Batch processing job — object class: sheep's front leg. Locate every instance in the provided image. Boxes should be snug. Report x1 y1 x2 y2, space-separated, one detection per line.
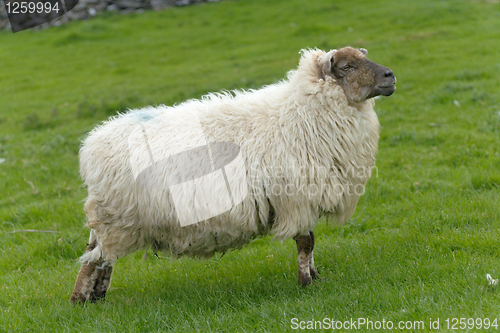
294 231 317 286
308 231 318 280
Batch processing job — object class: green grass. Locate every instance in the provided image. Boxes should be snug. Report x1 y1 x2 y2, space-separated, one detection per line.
1 0 500 331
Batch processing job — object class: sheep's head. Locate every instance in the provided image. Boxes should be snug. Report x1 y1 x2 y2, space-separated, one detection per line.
318 47 396 103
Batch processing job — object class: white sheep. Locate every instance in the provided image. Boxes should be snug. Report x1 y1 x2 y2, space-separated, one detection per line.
70 47 396 303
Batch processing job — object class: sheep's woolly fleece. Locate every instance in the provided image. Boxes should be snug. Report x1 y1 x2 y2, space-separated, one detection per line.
79 48 380 265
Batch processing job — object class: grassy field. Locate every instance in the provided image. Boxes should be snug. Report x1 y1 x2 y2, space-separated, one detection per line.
1 0 500 331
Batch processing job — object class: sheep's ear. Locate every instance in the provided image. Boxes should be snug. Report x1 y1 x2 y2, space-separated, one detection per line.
317 49 336 77
359 48 368 56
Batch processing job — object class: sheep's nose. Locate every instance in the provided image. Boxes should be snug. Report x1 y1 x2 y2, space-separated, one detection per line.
385 70 395 78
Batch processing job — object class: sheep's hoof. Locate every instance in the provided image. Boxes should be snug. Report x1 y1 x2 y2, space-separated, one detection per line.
298 272 312 287
70 290 107 305
70 293 89 305
310 268 319 280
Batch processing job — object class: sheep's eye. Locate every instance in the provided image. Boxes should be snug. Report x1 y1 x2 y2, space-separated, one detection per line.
342 65 350 70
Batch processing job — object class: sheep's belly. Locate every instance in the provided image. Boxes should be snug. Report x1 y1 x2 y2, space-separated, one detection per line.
149 222 266 259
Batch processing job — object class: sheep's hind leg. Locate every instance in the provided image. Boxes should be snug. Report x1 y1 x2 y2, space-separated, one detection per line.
90 262 113 302
70 232 114 304
70 235 99 304
294 231 317 286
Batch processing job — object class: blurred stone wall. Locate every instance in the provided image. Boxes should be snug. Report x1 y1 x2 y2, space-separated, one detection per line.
0 0 217 31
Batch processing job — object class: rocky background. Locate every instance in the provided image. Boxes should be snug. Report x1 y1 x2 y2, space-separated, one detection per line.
0 0 217 31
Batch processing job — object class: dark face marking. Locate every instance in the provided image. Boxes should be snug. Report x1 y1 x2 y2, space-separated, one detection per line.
330 47 396 103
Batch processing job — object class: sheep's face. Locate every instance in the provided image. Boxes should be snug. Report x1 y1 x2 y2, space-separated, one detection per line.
319 47 396 103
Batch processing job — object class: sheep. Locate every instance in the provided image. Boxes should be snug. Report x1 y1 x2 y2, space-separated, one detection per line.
70 46 396 304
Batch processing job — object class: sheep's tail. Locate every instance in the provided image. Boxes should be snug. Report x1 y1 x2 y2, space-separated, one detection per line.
79 245 102 264
79 198 105 264
79 229 103 264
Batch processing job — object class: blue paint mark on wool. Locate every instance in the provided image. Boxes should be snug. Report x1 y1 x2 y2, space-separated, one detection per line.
130 110 158 122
